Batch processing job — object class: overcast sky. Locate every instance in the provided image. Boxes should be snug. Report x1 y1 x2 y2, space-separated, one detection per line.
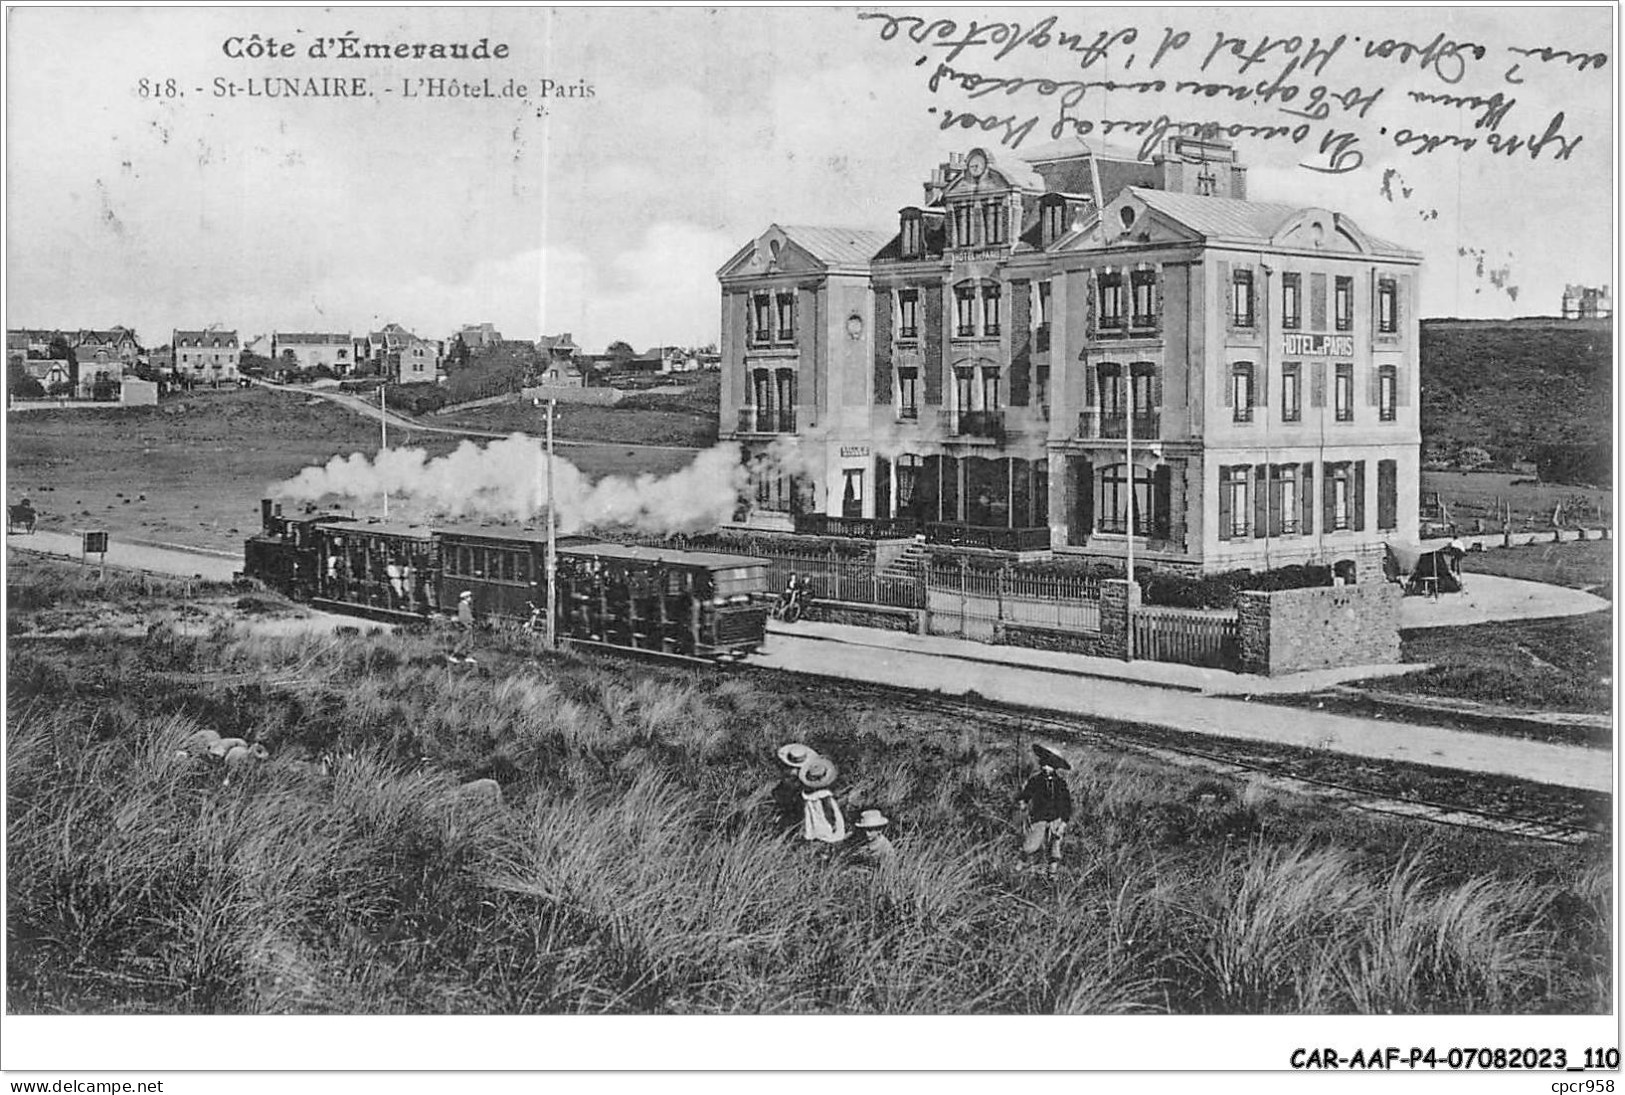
5 5 1615 352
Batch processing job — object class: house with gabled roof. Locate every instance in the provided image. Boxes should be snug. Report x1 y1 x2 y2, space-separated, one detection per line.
362 323 441 382
172 328 240 386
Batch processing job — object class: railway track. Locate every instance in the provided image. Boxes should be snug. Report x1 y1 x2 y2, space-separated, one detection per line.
698 661 1605 848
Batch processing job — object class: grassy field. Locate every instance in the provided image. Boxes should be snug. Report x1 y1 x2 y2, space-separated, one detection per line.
6 387 705 555
434 373 720 448
1460 538 1614 597
6 573 1610 1014
1421 470 1612 534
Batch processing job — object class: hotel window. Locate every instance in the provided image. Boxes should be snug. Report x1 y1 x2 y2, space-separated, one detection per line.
1269 464 1300 536
1378 364 1397 421
897 367 919 420
1281 363 1302 423
775 293 796 341
981 284 1002 336
1282 273 1302 330
1129 364 1154 422
981 200 1007 246
1100 464 1152 535
1335 363 1354 422
901 214 923 259
1219 465 1251 540
955 286 977 337
954 368 974 415
1037 280 1052 326
1335 276 1353 331
898 290 919 340
1130 270 1156 327
1231 362 1255 423
1328 463 1354 531
952 202 976 248
981 367 1002 412
1035 365 1050 410
1232 269 1255 327
751 295 771 344
1098 363 1124 417
1378 277 1398 333
1098 272 1125 329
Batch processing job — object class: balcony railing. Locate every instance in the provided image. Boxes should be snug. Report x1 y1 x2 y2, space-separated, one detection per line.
943 409 1005 441
925 523 1052 552
737 408 796 434
1078 411 1160 440
794 515 920 540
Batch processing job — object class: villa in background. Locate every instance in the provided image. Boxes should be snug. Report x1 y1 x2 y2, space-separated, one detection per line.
172 329 241 387
273 331 354 374
718 138 1421 575
455 322 503 349
1561 284 1612 320
361 323 442 383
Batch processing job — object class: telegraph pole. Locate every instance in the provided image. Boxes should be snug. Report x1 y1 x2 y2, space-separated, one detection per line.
379 384 389 520
545 398 558 649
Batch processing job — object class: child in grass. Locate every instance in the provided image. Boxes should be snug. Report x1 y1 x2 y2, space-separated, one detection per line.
1017 744 1073 881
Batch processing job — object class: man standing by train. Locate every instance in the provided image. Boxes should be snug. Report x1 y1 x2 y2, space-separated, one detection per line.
451 590 477 664
1016 744 1073 881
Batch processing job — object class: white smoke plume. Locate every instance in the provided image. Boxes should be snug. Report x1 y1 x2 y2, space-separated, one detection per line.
274 435 748 535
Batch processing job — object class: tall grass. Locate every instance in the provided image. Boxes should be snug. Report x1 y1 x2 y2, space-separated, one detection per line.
6 626 1610 1014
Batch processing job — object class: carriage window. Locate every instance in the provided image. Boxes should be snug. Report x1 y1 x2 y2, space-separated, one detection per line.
500 551 515 582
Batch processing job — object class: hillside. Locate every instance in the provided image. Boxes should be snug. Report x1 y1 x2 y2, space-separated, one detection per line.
1420 318 1612 474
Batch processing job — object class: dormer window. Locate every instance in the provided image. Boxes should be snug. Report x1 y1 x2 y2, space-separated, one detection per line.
1041 199 1069 246
901 213 923 259
951 202 976 249
981 199 1007 246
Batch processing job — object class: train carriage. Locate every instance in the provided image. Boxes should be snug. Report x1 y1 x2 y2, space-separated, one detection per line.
242 497 773 662
436 526 598 623
311 519 439 620
556 543 771 658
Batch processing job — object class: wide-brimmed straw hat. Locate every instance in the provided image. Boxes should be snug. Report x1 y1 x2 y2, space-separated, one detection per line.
854 809 889 829
1032 743 1072 771
459 590 473 600
797 757 839 790
776 742 817 769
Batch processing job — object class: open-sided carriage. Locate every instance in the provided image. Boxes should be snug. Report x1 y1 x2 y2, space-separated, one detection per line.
313 519 439 619
554 543 772 659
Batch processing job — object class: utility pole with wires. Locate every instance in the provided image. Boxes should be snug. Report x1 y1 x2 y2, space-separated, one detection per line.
544 398 558 649
379 384 389 520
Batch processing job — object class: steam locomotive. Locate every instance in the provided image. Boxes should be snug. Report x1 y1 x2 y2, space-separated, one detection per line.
243 499 773 660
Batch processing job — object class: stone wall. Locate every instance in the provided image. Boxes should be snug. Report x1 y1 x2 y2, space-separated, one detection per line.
1236 582 1402 676
806 600 920 633
996 622 1111 657
1098 578 1138 661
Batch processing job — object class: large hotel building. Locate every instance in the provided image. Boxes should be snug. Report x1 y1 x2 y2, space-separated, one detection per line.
717 139 1421 574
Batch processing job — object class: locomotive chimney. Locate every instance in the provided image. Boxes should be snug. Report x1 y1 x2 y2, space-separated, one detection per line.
261 498 274 532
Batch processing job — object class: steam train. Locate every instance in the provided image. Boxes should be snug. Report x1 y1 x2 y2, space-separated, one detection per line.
242 499 773 660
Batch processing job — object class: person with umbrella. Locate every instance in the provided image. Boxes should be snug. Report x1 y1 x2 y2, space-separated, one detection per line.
1016 743 1074 881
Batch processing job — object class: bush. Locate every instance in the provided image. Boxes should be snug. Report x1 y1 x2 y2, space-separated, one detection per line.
12 376 45 398
385 383 450 416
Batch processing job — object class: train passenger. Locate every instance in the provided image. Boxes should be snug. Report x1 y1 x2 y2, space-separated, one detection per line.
797 757 847 844
1016 744 1074 881
386 557 406 606
451 590 477 664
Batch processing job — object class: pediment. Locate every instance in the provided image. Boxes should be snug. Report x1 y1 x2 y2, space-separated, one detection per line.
1273 208 1368 253
1054 193 1200 251
718 225 826 278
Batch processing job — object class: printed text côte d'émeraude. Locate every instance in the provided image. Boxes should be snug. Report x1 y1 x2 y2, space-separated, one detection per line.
222 34 510 61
